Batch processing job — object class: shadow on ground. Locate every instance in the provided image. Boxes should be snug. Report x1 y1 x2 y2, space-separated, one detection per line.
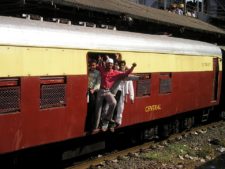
196 153 225 169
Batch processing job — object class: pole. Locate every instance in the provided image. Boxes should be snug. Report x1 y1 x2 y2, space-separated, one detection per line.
197 0 199 12
164 0 167 10
184 0 187 14
201 0 204 13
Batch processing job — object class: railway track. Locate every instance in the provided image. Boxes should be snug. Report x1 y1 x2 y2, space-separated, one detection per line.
66 120 225 169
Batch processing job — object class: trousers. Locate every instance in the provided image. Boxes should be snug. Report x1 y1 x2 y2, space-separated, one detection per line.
85 91 97 132
93 89 117 129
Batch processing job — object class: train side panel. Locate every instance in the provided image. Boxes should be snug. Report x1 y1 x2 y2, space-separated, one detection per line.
0 46 222 154
0 46 88 154
122 72 222 126
121 51 222 126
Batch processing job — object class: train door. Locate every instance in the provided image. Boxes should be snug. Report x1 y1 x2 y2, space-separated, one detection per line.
212 57 219 101
84 52 119 132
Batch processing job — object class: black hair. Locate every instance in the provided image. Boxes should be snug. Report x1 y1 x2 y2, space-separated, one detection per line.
90 59 97 64
114 60 119 65
120 60 126 66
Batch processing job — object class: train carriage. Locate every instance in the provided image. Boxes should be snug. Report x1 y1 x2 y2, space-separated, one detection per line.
0 16 222 155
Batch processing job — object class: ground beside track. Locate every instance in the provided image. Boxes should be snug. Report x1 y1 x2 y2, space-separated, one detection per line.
90 122 225 169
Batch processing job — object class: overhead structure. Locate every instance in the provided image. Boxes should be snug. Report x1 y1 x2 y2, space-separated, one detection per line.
62 0 224 35
0 0 224 44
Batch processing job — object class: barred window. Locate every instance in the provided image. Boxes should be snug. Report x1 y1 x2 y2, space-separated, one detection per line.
40 77 66 109
159 73 172 94
136 74 151 97
0 78 20 114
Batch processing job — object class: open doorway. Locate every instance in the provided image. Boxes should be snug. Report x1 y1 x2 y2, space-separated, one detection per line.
212 57 219 101
84 52 122 133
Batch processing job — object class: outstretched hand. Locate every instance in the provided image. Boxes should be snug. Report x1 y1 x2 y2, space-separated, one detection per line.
132 63 137 68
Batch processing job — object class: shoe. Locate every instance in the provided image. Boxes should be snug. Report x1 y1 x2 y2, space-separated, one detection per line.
91 128 100 134
109 127 115 132
101 125 108 132
108 121 117 128
115 122 120 128
105 118 115 123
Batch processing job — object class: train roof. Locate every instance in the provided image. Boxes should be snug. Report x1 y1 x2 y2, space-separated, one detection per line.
0 16 222 57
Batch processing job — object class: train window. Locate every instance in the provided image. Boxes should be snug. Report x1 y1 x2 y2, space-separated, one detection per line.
40 77 66 109
136 74 151 97
159 73 172 94
0 78 20 114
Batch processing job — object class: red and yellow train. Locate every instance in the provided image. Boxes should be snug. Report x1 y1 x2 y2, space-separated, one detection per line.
0 16 223 159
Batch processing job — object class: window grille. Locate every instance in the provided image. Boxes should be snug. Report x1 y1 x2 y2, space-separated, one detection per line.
40 77 66 109
159 73 172 94
136 74 151 97
0 78 20 114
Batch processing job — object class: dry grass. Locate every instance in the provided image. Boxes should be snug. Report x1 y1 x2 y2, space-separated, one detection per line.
142 143 192 163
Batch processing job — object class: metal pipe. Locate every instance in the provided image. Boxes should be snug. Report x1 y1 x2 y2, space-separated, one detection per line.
164 0 167 10
184 0 187 14
201 0 204 13
197 0 199 12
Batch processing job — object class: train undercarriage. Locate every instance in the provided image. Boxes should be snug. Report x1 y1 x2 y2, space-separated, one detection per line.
1 105 224 169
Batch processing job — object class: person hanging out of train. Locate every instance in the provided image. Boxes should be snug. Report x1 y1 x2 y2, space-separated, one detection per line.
85 59 101 133
114 53 122 65
101 60 123 132
108 61 139 131
96 57 121 132
113 60 120 70
92 56 137 134
115 61 136 126
97 54 105 67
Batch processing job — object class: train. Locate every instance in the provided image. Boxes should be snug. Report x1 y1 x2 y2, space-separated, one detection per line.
0 16 224 166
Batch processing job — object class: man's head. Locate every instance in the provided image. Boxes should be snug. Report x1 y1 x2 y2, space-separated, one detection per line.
115 53 122 61
120 60 126 71
89 59 97 71
106 57 114 70
114 61 120 70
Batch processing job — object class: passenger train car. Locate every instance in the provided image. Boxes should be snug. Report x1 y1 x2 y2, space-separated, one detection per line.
0 16 223 159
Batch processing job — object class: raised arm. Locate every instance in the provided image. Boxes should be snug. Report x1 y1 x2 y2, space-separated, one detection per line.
125 63 136 75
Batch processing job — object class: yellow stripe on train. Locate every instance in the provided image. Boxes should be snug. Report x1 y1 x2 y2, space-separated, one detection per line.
122 52 222 73
0 46 222 77
0 46 87 77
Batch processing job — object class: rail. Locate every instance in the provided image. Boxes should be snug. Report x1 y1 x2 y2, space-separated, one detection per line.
66 120 225 169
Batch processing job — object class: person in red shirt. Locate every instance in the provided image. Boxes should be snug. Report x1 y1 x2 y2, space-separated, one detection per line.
92 56 137 133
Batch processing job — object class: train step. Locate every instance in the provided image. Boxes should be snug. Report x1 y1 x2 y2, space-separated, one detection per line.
202 110 210 122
